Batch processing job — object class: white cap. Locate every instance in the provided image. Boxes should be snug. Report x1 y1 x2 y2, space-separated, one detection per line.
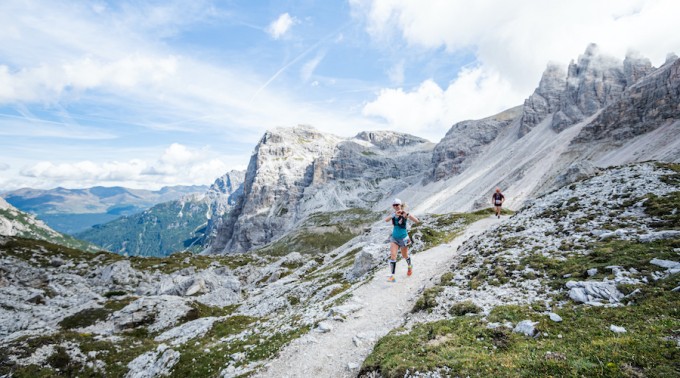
392 198 402 205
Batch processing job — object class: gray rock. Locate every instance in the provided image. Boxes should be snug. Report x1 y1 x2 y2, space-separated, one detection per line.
552 44 627 133
599 229 628 240
548 313 562 322
154 317 218 346
587 268 598 277
566 281 624 304
520 63 566 136
640 231 680 243
316 321 333 333
346 251 376 280
610 325 627 334
126 344 180 378
573 55 679 143
650 258 680 270
513 320 538 337
430 107 522 181
98 260 141 287
553 161 598 188
206 126 434 253
111 296 191 333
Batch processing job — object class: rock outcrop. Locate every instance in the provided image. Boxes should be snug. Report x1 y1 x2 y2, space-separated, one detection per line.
207 126 434 253
519 63 566 136
551 44 629 132
573 56 680 143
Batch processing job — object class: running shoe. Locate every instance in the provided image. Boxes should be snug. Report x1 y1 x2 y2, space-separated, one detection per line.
407 265 413 276
387 275 396 283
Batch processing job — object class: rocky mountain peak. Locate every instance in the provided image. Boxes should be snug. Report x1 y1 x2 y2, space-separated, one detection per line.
623 50 654 86
551 43 628 132
572 55 680 144
206 125 435 253
519 63 567 136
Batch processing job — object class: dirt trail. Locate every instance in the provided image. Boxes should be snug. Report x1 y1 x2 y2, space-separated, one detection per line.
253 217 499 378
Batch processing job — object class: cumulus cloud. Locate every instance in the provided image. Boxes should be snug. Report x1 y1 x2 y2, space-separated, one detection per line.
0 163 9 171
0 55 177 104
353 0 680 135
18 144 233 189
363 66 519 141
267 13 297 39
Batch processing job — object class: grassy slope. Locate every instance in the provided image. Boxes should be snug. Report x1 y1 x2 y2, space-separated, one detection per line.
361 164 680 377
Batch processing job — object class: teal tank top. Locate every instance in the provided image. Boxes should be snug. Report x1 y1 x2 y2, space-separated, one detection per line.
391 214 408 239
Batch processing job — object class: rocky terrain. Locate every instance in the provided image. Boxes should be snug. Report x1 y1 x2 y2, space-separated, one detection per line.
0 45 678 377
361 162 680 377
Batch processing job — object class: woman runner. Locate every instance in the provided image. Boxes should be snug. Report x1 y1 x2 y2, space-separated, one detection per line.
384 198 419 283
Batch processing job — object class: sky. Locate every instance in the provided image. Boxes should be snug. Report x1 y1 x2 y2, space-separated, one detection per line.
1 0 679 191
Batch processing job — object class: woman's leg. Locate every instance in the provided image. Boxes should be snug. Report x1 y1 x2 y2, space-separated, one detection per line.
389 242 398 276
401 246 412 275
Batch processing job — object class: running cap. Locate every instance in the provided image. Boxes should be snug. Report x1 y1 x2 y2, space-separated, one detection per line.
392 198 402 205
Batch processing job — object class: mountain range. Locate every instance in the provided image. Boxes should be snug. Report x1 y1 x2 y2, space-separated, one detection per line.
0 44 678 377
2 185 208 234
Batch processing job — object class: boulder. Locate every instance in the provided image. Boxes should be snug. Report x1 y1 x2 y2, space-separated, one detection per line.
125 344 180 378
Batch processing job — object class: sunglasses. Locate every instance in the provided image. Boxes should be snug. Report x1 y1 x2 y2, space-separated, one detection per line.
392 204 400 207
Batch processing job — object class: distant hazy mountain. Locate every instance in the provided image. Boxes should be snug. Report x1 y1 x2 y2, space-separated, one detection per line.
0 197 99 252
2 185 208 234
75 172 244 257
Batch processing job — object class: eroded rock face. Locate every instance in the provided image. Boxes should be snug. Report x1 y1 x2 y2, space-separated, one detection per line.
202 171 246 244
573 57 680 143
207 126 434 253
519 63 566 136
551 44 628 133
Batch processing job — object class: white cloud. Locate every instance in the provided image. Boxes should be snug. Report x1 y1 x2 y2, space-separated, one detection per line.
353 0 680 135
0 163 9 171
17 144 235 189
267 13 297 40
0 55 177 104
363 66 520 142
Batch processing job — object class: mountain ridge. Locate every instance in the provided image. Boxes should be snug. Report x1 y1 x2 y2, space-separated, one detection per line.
2 184 208 234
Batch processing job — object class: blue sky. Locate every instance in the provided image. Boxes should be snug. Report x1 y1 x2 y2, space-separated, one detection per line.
1 0 679 190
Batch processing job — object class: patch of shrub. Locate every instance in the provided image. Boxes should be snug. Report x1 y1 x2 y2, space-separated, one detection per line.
412 286 444 313
449 300 481 316
58 308 110 330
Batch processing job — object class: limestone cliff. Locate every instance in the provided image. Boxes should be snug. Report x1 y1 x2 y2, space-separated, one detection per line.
207 126 434 253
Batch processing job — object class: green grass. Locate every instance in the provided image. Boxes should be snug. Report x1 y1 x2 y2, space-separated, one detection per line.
362 275 680 377
255 209 375 257
412 286 444 313
128 251 262 274
520 237 680 290
169 315 258 377
168 317 310 378
410 209 494 251
58 308 110 330
0 237 121 270
0 331 158 377
644 191 680 229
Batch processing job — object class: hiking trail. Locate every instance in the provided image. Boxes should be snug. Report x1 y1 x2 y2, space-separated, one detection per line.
253 216 500 378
